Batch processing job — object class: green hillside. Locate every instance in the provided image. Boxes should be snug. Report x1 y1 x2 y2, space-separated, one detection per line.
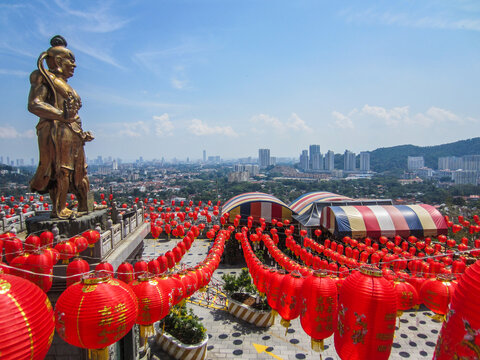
369 137 480 173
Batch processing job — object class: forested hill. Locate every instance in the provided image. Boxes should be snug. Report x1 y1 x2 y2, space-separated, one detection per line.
369 137 480 173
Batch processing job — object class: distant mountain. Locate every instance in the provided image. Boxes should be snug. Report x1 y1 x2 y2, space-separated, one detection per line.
369 137 480 173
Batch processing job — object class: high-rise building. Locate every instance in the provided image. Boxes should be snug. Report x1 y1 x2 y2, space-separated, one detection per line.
203 150 206 163
309 144 322 170
344 150 356 171
360 152 370 172
407 156 424 171
438 156 463 170
258 149 271 168
463 155 480 171
300 150 309 170
453 170 479 185
324 150 335 171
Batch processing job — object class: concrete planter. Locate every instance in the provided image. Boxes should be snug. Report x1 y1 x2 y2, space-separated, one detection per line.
227 295 274 327
154 323 208 360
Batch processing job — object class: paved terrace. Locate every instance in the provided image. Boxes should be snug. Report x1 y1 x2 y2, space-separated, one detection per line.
142 237 442 360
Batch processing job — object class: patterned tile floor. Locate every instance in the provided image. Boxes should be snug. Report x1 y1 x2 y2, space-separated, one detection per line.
143 238 442 360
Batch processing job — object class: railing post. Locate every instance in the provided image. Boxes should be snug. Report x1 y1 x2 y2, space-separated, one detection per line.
107 218 114 250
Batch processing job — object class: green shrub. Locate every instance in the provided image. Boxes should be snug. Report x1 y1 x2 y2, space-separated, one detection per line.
221 268 256 296
161 304 206 345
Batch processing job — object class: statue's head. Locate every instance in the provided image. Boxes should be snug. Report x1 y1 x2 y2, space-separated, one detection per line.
45 35 76 79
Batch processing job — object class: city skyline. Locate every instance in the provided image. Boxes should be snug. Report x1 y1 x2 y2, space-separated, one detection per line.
0 1 479 161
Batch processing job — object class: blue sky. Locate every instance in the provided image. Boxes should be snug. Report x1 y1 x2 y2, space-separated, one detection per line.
0 0 479 162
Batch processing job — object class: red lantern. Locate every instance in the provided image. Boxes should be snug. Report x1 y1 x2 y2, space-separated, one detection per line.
334 265 397 360
25 234 41 253
82 230 100 248
4 236 23 263
434 259 480 358
39 231 54 248
54 241 77 264
71 235 89 254
55 275 138 358
134 260 149 279
277 270 305 331
300 270 337 351
130 274 171 339
0 273 55 358
95 261 114 276
23 249 54 292
393 279 419 317
419 274 456 320
66 257 90 286
116 262 134 284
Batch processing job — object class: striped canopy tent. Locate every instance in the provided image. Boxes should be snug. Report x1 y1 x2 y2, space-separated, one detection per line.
320 204 448 239
289 192 353 216
222 192 292 224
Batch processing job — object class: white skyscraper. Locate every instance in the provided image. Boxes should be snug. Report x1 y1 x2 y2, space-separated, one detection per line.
300 150 309 170
407 156 424 171
344 150 356 171
258 149 271 168
325 150 335 171
360 152 370 172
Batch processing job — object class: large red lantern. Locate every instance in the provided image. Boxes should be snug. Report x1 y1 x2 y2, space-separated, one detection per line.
434 259 480 359
54 274 138 359
0 273 55 359
39 231 54 248
334 265 397 360
300 270 337 351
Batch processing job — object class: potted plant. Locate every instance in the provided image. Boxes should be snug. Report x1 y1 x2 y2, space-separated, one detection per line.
222 268 273 327
155 304 208 360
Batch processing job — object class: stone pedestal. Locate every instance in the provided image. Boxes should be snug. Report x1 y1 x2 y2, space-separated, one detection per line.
26 209 109 237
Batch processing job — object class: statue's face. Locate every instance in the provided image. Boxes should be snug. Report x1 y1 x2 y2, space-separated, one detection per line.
57 52 76 79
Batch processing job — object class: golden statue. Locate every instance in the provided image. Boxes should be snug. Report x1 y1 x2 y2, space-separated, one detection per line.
28 35 94 219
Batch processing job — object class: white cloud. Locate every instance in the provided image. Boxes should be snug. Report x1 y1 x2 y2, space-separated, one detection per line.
153 114 174 136
362 104 409 126
250 113 311 133
116 121 149 138
332 111 354 129
341 6 480 32
0 69 29 77
333 104 477 129
187 119 237 137
0 126 34 139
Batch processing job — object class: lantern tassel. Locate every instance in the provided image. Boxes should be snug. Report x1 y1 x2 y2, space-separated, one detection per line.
88 347 109 360
140 324 155 339
311 338 324 352
280 318 291 336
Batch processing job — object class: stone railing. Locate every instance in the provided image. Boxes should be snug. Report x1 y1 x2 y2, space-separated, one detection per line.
0 210 36 233
0 202 145 261
97 203 145 259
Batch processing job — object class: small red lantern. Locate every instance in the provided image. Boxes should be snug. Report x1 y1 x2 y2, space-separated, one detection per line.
419 274 456 320
66 258 90 286
130 274 171 339
95 261 114 277
54 241 77 264
55 274 138 359
116 262 134 284
24 234 41 253
39 231 54 248
82 230 101 248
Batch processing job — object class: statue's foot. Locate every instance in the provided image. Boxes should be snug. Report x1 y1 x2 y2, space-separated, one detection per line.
57 208 74 220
